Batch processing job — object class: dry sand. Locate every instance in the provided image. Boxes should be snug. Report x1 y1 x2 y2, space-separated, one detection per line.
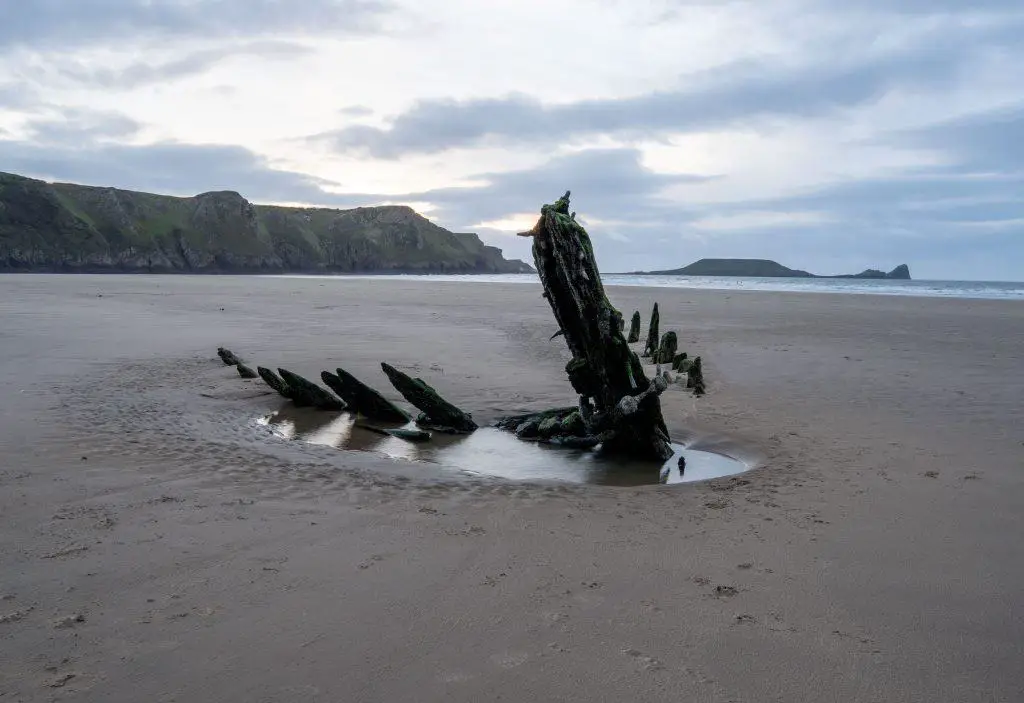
1 274 1022 702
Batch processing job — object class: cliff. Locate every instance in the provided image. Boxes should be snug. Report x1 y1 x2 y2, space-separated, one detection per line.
0 172 534 274
647 258 814 277
834 264 911 280
639 258 911 280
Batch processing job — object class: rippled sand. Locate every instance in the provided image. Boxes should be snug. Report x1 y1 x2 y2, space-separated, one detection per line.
1 274 1022 702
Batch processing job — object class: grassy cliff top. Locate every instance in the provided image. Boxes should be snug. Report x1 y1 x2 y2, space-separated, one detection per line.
0 171 534 274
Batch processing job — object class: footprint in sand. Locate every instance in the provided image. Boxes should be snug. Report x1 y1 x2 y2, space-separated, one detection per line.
52 614 85 629
0 606 34 624
40 545 90 560
357 554 385 570
46 671 80 689
622 648 665 671
713 585 739 598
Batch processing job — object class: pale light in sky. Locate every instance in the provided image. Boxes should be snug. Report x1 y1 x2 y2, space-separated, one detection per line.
1 0 1022 279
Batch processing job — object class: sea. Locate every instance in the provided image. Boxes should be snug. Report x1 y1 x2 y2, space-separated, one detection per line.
276 273 1024 301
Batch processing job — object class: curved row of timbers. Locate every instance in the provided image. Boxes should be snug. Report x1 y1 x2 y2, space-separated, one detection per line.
216 191 705 463
215 301 703 455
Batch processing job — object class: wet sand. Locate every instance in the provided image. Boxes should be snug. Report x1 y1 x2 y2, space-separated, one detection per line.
1 274 1022 702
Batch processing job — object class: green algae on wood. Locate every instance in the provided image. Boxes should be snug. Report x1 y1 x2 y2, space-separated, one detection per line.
494 407 579 431
277 368 346 411
321 368 410 423
257 367 292 399
559 410 585 436
380 363 477 433
538 415 562 437
494 407 597 447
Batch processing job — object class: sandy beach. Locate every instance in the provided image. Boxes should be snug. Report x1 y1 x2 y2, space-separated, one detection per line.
1 274 1022 702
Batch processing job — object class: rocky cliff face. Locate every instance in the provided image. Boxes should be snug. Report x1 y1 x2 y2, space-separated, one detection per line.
0 172 534 274
831 264 912 279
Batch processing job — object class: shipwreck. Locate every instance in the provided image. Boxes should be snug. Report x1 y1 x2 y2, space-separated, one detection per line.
217 192 708 470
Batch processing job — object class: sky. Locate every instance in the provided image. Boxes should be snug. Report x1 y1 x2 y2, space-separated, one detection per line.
1 1 1022 280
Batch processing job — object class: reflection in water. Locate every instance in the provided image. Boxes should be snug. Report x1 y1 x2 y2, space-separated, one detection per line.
256 407 748 486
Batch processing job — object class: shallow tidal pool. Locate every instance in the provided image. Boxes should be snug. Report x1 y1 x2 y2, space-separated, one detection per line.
257 407 749 487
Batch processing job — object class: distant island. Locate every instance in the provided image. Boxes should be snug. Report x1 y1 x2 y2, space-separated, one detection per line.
0 171 533 274
634 258 911 280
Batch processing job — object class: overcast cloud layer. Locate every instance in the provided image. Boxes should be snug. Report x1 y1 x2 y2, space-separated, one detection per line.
1 0 1022 279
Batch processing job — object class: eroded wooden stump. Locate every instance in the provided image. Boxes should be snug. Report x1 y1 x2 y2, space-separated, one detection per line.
381 363 477 433
236 363 258 379
643 303 660 358
672 352 688 371
627 311 641 343
517 192 672 461
654 331 678 365
278 368 346 411
686 357 706 396
217 347 241 366
322 368 410 423
258 366 291 399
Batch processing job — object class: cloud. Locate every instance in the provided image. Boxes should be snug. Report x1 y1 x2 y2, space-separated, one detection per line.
51 41 314 90
21 108 142 144
895 107 1024 173
345 147 720 270
0 135 366 206
394 148 712 230
311 16 1020 159
690 210 834 232
736 107 1024 221
367 126 1024 278
733 171 1023 219
670 104 1024 278
0 0 392 51
338 105 375 117
0 81 38 110
843 0 1023 11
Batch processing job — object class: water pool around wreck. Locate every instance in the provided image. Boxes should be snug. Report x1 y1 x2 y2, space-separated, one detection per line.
256 407 748 487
